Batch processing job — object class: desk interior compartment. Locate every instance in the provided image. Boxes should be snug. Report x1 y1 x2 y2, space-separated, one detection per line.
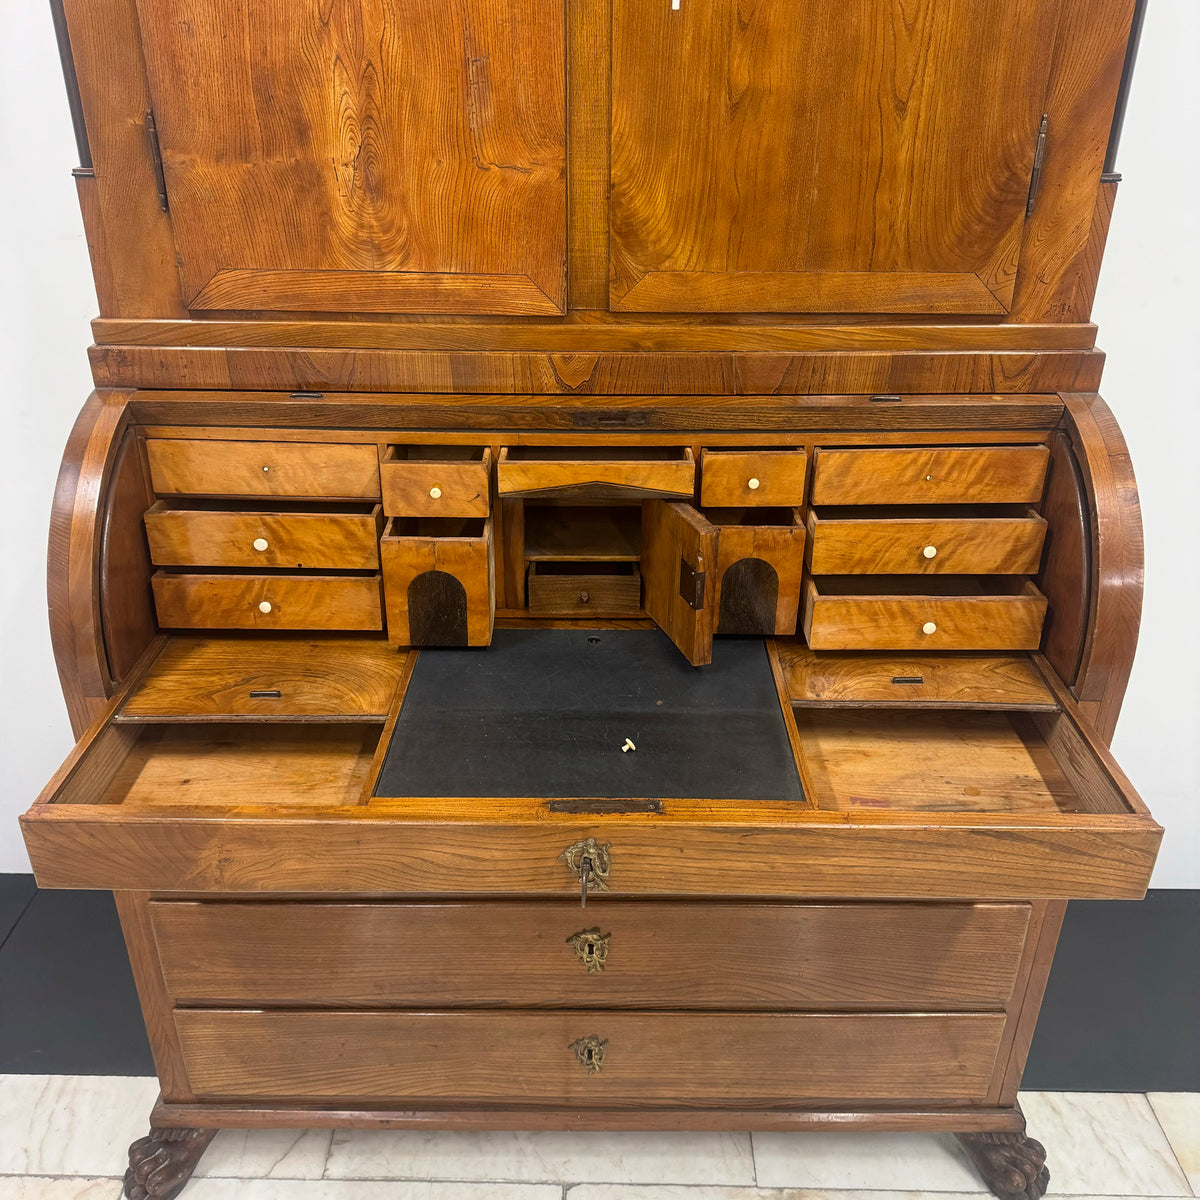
707 507 806 635
497 445 695 501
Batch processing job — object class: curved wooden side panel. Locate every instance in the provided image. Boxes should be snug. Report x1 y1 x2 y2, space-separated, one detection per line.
47 388 142 736
1060 392 1144 743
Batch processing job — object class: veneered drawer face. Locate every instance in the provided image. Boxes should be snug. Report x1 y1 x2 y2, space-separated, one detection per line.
497 446 695 500
527 562 642 617
152 572 383 631
146 440 381 499
144 503 383 570
807 508 1047 575
380 446 491 518
151 900 1029 1010
811 446 1049 506
700 449 807 508
174 1009 1006 1105
803 577 1047 651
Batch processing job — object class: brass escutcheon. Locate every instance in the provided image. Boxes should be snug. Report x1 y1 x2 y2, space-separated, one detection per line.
560 838 612 890
569 1034 608 1074
567 928 612 973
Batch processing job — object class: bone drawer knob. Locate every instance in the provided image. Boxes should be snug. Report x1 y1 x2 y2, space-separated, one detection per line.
429 486 443 499
253 537 269 552
259 601 273 614
922 545 938 559
747 477 761 490
922 621 937 635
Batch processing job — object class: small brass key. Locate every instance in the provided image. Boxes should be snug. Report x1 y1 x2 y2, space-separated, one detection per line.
560 838 611 908
580 855 591 907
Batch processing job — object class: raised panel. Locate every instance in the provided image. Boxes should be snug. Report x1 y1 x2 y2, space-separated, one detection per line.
134 0 567 314
611 0 1058 314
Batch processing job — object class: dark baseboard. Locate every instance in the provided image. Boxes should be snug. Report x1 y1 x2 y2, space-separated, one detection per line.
1 876 1196 1088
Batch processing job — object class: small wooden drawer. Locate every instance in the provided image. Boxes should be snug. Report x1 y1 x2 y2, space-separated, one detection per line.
143 502 384 570
146 439 381 499
528 562 642 616
151 900 1031 1010
803 577 1048 651
151 572 383 631
807 507 1047 575
700 449 806 507
381 516 495 646
708 508 806 635
380 446 491 518
811 445 1049 506
497 446 695 500
174 1008 1005 1105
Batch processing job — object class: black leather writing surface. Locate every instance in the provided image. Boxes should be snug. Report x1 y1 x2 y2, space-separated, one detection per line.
373 629 804 801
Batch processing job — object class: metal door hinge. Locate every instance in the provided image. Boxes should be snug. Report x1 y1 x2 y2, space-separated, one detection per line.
1026 114 1049 218
145 110 169 213
679 557 705 610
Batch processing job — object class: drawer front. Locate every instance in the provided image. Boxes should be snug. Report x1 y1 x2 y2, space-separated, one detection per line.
528 563 642 617
147 440 381 499
807 511 1047 575
811 446 1049 506
497 448 695 500
714 521 806 635
701 450 807 507
803 581 1047 651
175 1009 1006 1104
151 900 1030 1010
144 506 383 570
380 451 491 518
152 573 383 631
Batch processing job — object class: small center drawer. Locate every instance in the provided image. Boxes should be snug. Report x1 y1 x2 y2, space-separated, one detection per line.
497 446 695 500
803 576 1048 651
700 449 806 507
146 439 381 499
380 445 491 518
151 572 383 631
811 445 1049 506
528 562 642 616
807 506 1047 575
144 502 384 570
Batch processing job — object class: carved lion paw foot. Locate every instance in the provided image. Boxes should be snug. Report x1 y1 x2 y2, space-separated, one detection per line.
957 1131 1049 1200
124 1127 216 1200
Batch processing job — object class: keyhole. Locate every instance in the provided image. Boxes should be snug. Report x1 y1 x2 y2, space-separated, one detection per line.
585 1048 596 1064
584 943 595 961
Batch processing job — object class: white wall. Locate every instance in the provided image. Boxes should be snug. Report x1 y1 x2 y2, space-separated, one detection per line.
0 2 1196 883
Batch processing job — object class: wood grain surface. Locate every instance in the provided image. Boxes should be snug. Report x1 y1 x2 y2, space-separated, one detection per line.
641 501 717 665
700 450 807 509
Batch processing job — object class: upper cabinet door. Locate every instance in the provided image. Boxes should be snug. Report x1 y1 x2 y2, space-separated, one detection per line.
134 0 566 315
610 0 1059 315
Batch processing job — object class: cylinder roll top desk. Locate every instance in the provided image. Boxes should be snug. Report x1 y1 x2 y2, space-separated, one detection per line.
20 0 1161 1196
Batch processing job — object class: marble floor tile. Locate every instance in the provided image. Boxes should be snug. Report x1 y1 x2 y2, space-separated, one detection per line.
1020 1091 1192 1196
325 1130 755 1185
194 1127 332 1179
181 1180 563 1200
752 1132 985 1192
0 1181 123 1200
1147 1093 1200 1193
0 1076 158 1178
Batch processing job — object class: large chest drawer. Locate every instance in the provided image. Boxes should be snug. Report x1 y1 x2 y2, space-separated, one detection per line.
173 1009 1006 1105
150 900 1030 1011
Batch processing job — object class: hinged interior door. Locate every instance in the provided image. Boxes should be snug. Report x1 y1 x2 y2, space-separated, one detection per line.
610 0 1060 314
642 500 717 666
132 0 567 315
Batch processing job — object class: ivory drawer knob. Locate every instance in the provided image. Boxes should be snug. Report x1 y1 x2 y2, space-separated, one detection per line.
262 465 270 473
259 601 273 614
922 545 938 559
253 537 269 552
922 621 937 635
747 477 761 490
429 486 443 499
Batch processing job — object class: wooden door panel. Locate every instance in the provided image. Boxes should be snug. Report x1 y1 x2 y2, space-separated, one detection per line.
134 0 566 315
641 501 717 665
610 0 1059 314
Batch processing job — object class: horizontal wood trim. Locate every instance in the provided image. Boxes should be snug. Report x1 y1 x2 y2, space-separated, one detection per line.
91 317 1100 353
173 1010 1007 1104
615 271 1008 315
124 392 1068 432
150 899 1030 1010
89 346 1105 395
189 271 563 317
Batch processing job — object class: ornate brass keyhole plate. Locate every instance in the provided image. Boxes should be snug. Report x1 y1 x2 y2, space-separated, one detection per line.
567 928 611 973
560 838 611 891
569 1034 608 1074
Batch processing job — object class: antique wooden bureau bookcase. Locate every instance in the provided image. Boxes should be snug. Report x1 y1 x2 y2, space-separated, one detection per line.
19 0 1161 1197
